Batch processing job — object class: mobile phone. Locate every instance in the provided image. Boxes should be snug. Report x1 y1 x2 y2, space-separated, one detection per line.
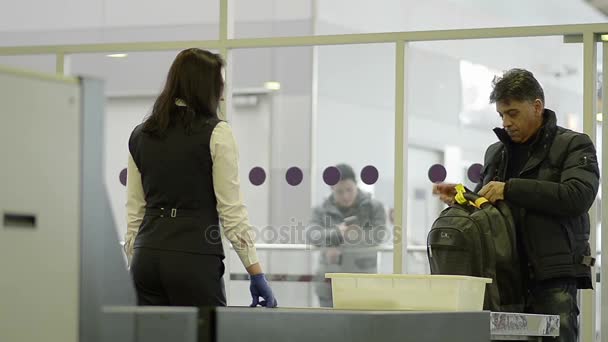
343 216 358 225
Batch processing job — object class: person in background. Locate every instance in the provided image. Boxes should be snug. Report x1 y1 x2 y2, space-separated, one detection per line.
307 163 387 307
433 68 598 342
124 48 277 308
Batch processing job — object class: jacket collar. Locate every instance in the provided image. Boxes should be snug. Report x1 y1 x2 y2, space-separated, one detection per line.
493 108 558 176
323 189 371 216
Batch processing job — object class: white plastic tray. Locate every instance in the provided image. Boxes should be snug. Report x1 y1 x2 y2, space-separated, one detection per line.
326 273 492 311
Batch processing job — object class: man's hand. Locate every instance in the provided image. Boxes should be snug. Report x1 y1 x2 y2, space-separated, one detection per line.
478 181 505 203
337 222 348 234
325 248 341 264
432 183 458 205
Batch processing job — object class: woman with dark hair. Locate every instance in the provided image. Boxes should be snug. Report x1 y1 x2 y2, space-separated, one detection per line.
124 48 276 307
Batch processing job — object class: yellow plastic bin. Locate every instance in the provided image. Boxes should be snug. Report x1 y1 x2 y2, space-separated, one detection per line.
326 273 492 311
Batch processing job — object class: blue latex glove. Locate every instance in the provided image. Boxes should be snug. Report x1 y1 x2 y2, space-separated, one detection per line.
249 273 278 308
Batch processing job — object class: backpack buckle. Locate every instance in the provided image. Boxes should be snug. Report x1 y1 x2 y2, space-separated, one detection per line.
454 184 468 205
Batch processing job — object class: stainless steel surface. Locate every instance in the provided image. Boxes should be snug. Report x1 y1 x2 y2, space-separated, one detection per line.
210 308 560 342
102 306 198 342
215 307 491 342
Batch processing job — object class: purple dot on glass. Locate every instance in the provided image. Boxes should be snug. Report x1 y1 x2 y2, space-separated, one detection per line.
249 167 267 186
361 165 379 185
119 168 127 186
286 167 304 186
467 163 483 183
323 166 341 186
428 164 447 183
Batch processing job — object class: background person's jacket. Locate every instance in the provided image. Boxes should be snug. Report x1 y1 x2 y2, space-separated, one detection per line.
307 190 387 299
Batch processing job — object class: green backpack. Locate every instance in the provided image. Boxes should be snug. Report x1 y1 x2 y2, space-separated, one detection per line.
427 184 525 312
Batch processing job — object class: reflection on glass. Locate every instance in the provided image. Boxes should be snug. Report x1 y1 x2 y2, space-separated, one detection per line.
459 60 501 128
312 42 395 306
228 44 394 307
228 46 315 307
306 164 387 307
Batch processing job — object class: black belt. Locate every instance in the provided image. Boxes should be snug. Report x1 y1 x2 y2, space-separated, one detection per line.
144 208 203 218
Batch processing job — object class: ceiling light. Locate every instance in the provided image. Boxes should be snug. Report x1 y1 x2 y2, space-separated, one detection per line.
107 53 128 58
264 81 281 91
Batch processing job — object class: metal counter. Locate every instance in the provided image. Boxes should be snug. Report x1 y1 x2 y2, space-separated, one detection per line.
102 306 559 342
209 308 559 342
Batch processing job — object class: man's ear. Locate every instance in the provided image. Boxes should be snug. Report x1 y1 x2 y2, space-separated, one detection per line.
534 99 544 116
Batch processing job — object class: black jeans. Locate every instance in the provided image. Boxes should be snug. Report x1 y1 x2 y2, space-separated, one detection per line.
526 278 579 342
130 247 227 307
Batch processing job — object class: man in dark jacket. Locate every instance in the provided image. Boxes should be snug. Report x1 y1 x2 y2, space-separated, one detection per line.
434 68 599 342
306 164 387 307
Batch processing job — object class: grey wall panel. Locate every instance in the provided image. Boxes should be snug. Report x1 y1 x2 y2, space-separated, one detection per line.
79 77 136 342
0 70 81 342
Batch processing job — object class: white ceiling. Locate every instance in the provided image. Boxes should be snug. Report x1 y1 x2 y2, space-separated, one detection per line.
0 0 312 33
1 0 604 36
313 0 606 95
317 0 606 33
0 0 605 97
0 0 219 32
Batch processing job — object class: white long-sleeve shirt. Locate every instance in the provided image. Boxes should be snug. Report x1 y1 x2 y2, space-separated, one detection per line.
124 121 259 268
